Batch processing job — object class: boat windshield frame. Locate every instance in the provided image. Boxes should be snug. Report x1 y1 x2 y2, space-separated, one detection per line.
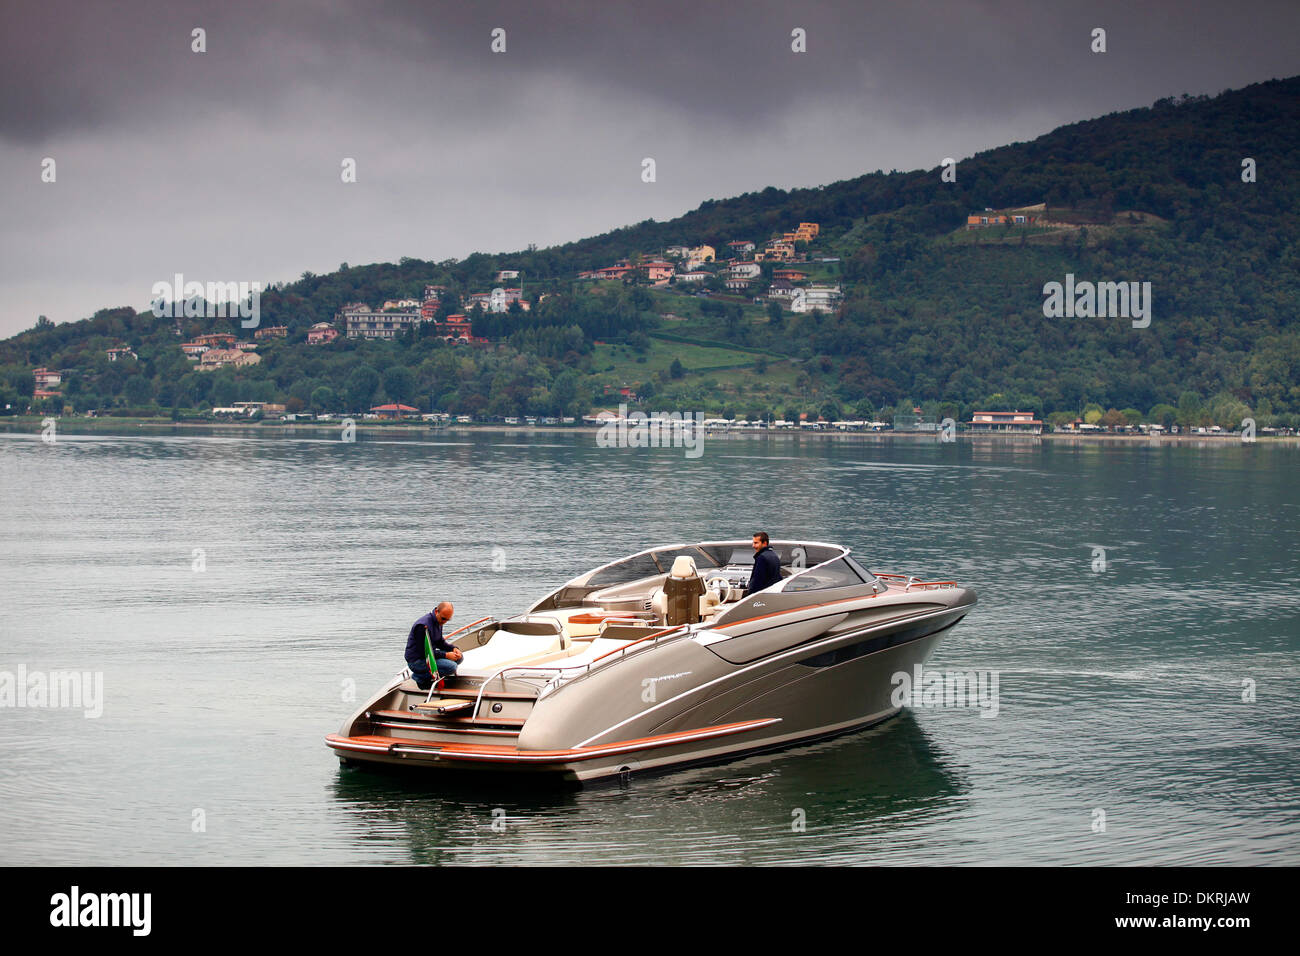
577 540 850 587
773 552 882 593
527 540 868 612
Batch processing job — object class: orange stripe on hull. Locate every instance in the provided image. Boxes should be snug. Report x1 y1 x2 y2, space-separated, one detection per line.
325 717 781 765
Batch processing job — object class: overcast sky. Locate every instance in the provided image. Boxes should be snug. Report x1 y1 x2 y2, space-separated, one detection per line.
1 0 1297 339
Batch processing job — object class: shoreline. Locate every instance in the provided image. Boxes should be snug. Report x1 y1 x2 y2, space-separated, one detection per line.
1 416 1295 445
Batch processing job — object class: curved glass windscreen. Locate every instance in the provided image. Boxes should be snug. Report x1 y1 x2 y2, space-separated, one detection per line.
712 542 844 568
584 542 850 588
844 555 880 588
586 546 723 587
782 557 869 592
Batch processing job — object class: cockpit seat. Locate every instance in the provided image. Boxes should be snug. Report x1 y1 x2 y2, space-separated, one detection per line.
661 555 707 626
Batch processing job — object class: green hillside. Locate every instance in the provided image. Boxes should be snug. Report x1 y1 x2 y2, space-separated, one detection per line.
3 77 1298 428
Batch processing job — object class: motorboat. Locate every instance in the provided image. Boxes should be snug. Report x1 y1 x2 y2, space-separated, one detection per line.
326 540 976 783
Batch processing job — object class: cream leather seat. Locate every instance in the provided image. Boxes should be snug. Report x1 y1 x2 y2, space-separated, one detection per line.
652 556 706 626
458 623 570 675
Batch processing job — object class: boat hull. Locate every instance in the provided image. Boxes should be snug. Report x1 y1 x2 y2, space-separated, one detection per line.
327 603 965 783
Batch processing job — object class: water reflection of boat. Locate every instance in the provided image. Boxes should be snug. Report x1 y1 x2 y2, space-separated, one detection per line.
327 539 976 784
327 712 967 865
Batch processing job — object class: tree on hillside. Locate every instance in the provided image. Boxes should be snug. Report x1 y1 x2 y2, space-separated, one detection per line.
345 365 380 411
381 365 415 405
311 386 337 413
766 301 785 331
1147 404 1177 429
124 375 153 406
1176 391 1202 427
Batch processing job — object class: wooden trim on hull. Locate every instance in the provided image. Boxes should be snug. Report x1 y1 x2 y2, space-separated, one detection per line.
326 716 781 768
368 718 521 737
329 708 906 781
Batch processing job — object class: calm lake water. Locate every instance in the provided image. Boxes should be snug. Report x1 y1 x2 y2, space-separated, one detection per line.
1 427 1297 865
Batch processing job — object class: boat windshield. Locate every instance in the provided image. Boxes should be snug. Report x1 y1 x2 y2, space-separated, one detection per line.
783 555 879 592
844 555 880 587
586 546 724 587
584 541 851 588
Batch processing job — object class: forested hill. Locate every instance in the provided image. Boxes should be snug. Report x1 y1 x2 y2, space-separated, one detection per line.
3 76 1298 427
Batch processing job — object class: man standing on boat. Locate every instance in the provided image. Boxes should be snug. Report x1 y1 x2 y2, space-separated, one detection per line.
405 601 461 690
745 532 782 596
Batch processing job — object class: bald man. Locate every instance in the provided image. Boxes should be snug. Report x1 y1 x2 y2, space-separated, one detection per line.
404 601 460 690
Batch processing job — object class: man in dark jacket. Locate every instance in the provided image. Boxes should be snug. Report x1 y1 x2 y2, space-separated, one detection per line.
744 532 782 596
405 601 460 690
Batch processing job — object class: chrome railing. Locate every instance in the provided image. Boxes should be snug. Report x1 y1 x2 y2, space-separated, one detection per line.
424 616 496 703
873 572 957 592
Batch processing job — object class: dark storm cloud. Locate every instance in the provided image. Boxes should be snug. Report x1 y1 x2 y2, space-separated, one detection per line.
8 0 1298 143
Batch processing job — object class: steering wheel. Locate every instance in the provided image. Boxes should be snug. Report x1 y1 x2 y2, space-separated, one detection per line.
705 576 732 601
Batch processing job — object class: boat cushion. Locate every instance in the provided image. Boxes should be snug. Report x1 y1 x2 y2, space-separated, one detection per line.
458 632 566 675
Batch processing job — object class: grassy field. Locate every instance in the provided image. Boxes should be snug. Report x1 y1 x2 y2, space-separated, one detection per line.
590 335 762 380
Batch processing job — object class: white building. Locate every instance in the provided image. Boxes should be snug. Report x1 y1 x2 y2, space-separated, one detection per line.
488 288 529 313
341 305 425 339
767 279 797 300
790 284 843 313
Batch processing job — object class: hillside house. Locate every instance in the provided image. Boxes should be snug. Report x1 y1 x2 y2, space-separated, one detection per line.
341 306 425 340
307 323 339 345
767 278 797 300
966 208 1039 229
790 284 842 313
194 333 237 349
640 261 675 283
198 349 262 371
33 367 62 389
